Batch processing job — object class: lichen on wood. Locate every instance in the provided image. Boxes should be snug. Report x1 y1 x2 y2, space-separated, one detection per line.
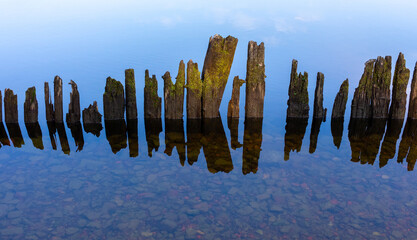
331 79 349 118
103 77 125 120
186 60 203 119
389 52 410 119
125 69 137 120
144 70 162 118
163 60 185 119
286 59 309 118
54 76 63 122
372 56 392 118
201 34 238 118
4 89 18 123
351 59 375 119
245 41 265 118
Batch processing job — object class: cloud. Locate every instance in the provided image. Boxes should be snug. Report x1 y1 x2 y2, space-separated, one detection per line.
294 14 321 22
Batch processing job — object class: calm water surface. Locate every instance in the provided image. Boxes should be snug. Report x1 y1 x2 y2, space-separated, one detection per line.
2 1 417 239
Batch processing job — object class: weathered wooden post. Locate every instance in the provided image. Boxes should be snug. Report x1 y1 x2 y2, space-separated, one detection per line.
54 76 63 122
408 62 417 119
163 61 185 119
103 77 125 120
287 60 309 118
201 34 238 118
125 69 138 120
44 82 54 122
227 76 245 118
389 53 410 119
0 91 2 122
66 80 80 125
372 56 392 118
351 60 375 119
82 101 102 125
186 60 202 119
331 79 349 118
313 72 324 119
24 87 38 123
4 89 18 123
144 70 162 118
245 41 265 118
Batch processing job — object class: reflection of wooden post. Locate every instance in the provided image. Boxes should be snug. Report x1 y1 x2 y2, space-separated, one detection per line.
25 122 44 150
24 87 38 123
242 118 263 175
202 34 238 118
104 120 127 154
54 76 63 122
287 60 309 118
44 82 54 122
186 60 202 119
125 69 138 120
313 73 324 119
103 77 125 120
227 76 245 118
144 118 162 157
389 53 410 119
408 62 417 119
144 70 161 118
6 123 24 148
331 79 349 118
66 80 81 125
163 61 185 119
164 119 186 165
186 119 202 165
127 119 138 158
4 89 18 123
245 41 265 118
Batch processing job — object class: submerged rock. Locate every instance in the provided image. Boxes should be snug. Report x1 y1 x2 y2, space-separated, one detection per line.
125 69 138 120
313 72 324 119
408 62 417 119
66 80 81 125
44 82 54 122
186 60 203 119
331 79 349 118
389 53 410 119
82 101 102 124
163 61 185 119
103 77 125 120
227 76 245 118
4 89 18 123
287 60 309 118
24 87 38 123
201 34 238 118
144 70 162 118
54 76 63 122
351 59 375 119
245 41 266 118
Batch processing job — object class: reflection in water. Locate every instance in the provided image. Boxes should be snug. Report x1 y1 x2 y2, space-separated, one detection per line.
348 118 386 165
105 120 127 154
227 117 242 150
0 123 10 147
165 119 186 165
46 121 57 150
379 119 404 167
202 117 233 173
56 123 70 155
186 119 202 165
331 118 344 149
25 122 44 150
6 123 25 148
309 118 322 154
127 119 139 158
398 119 417 171
83 123 103 137
242 118 263 174
68 122 84 152
284 118 308 160
144 118 162 157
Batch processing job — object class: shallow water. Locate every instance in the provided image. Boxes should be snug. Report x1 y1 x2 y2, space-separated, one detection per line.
2 1 417 239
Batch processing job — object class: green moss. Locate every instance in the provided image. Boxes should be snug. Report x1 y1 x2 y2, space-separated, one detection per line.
25 87 36 103
125 69 136 96
186 62 202 97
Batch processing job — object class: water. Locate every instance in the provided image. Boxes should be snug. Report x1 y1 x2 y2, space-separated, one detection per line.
2 1 417 239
